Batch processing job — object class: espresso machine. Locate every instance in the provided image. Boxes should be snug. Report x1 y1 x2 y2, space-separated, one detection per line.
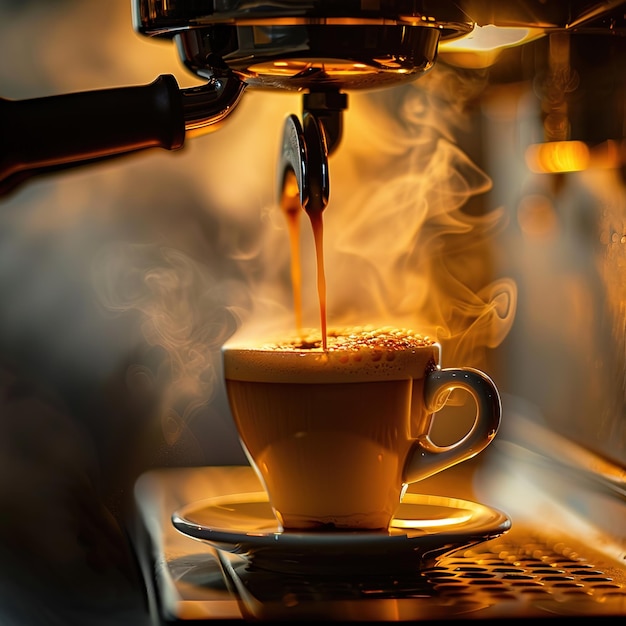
1 1 626 624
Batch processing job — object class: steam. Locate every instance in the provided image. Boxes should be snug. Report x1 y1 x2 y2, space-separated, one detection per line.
93 244 234 440
242 65 518 370
2 0 517 452
89 64 518 440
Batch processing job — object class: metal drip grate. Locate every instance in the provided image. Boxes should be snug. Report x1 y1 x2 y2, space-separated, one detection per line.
423 533 626 606
135 466 626 621
227 525 626 619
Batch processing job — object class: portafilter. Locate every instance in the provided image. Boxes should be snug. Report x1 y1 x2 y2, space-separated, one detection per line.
0 0 473 197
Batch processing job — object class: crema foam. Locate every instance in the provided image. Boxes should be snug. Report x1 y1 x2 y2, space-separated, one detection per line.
223 326 440 383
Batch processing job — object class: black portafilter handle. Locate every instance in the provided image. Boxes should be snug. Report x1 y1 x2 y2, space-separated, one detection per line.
0 73 246 197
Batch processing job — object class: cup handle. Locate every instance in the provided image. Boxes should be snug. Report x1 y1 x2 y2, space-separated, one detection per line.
403 368 501 484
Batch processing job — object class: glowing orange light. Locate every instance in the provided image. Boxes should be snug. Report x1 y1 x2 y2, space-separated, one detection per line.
392 512 473 529
441 25 542 51
440 25 545 68
525 140 590 174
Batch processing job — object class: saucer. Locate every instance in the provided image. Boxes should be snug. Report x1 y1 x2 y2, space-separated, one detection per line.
172 491 511 575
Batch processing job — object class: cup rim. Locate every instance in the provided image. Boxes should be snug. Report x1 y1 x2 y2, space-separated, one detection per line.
222 327 441 383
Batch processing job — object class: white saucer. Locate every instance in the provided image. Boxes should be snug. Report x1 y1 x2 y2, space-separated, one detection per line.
172 491 511 575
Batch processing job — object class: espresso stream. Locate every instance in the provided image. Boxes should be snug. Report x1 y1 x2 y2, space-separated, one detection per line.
284 201 328 349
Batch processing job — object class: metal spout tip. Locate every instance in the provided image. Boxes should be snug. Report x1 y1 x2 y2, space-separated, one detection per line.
279 112 329 216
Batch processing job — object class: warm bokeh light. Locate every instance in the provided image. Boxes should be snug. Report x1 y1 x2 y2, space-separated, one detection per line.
525 140 590 174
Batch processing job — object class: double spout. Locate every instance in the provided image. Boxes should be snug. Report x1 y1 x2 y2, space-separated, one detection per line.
278 91 347 217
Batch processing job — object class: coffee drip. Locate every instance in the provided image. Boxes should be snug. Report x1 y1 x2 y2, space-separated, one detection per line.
279 103 345 350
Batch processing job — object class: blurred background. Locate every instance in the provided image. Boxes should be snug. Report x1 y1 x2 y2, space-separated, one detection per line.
2 0 626 623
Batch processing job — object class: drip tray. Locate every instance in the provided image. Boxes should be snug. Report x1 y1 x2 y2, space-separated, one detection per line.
428 532 626 610
210 521 626 621
131 426 626 622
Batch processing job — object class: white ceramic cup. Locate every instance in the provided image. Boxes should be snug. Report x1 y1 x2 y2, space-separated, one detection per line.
222 327 501 531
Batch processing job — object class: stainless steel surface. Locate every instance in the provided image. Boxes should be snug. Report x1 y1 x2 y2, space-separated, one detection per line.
133 0 475 32
133 1 626 91
216 532 626 620
279 112 329 217
179 74 246 137
134 0 472 91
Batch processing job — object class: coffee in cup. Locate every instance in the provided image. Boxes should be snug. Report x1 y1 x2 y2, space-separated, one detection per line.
222 326 501 531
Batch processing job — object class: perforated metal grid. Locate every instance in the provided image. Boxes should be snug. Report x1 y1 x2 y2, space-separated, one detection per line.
423 528 626 610
227 525 626 619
